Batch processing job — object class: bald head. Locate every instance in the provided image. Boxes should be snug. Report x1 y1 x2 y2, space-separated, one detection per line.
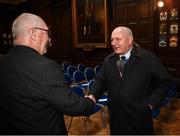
11 13 50 55
111 26 134 55
12 13 47 40
112 26 134 41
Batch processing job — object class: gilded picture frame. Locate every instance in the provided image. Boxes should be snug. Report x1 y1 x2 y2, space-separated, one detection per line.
71 0 108 50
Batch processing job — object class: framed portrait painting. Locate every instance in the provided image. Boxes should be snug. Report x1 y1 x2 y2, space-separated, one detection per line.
71 0 108 50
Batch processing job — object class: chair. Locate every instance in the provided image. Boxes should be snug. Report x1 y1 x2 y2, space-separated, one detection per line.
77 63 86 74
73 70 86 84
160 97 170 107
152 108 160 118
166 84 176 98
87 79 108 105
161 84 177 107
84 67 95 81
68 85 86 132
71 84 84 97
94 65 101 76
61 61 70 73
73 70 88 92
87 79 95 93
63 73 72 86
67 65 77 80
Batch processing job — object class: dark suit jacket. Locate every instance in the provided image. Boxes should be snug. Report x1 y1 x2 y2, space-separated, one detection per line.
0 45 94 134
90 45 172 134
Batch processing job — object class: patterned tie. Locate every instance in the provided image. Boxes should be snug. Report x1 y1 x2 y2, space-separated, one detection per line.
116 56 127 77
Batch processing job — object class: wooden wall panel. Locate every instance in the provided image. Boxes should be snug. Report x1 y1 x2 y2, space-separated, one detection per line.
127 3 138 20
139 1 150 18
113 0 154 50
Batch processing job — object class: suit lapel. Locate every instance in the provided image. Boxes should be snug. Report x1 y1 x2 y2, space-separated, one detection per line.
110 54 122 79
123 45 142 76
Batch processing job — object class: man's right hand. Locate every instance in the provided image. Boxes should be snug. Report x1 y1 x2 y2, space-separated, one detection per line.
85 95 96 104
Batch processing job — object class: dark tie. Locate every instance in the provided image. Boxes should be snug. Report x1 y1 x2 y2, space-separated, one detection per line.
116 56 127 77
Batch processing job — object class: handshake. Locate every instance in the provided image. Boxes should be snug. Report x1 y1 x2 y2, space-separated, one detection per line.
85 95 96 104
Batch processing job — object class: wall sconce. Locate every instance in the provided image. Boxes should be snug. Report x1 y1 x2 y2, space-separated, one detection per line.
157 0 164 8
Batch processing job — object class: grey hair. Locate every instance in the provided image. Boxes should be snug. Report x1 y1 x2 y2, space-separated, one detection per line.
114 26 134 41
12 13 44 39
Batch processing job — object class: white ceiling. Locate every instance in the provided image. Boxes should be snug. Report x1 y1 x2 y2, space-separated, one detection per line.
0 0 27 5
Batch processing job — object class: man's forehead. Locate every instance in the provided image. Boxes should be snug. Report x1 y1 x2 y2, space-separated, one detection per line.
114 27 125 33
112 27 130 36
112 29 123 36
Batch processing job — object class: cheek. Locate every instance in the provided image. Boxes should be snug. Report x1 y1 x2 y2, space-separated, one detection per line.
113 47 122 54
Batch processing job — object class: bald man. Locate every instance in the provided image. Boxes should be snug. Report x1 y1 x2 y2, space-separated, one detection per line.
87 26 172 134
0 13 94 134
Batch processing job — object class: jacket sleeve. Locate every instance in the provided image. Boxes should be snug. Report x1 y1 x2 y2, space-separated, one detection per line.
148 54 173 109
41 61 94 116
88 64 108 100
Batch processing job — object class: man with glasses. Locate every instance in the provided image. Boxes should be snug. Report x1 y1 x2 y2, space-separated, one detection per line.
0 13 94 134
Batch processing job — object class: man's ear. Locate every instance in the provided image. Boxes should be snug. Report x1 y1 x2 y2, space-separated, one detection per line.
29 28 36 41
128 36 133 45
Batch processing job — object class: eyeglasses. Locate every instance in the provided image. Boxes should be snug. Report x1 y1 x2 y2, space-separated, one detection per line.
33 27 52 47
33 27 51 38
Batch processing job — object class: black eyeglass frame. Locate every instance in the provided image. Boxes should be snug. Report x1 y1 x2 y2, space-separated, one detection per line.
33 27 51 38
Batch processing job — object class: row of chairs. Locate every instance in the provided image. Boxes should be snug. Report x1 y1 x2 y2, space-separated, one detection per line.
62 62 101 76
62 62 101 87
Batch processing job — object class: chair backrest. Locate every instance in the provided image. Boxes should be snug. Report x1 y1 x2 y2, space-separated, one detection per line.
67 65 77 79
63 73 72 85
87 79 95 92
97 94 108 105
94 65 101 76
166 84 176 98
71 85 84 97
92 103 103 114
77 63 86 74
62 61 71 73
84 67 95 81
73 70 86 84
152 108 160 118
87 79 108 106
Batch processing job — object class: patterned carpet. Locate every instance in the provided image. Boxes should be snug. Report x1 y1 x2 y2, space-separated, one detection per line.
64 97 180 135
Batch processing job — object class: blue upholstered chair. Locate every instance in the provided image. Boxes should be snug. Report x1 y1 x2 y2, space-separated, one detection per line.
153 85 177 118
84 67 95 81
161 84 177 107
77 63 86 74
61 61 70 73
73 70 88 92
166 84 176 98
94 65 101 76
63 73 72 86
67 65 77 80
73 70 86 84
152 108 161 118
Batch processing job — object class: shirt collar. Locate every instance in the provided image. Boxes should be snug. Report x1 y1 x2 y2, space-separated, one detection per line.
119 47 132 60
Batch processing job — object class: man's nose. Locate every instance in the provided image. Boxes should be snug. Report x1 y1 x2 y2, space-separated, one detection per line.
111 40 117 46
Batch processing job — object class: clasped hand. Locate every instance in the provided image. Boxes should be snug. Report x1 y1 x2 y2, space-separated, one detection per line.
85 95 96 104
